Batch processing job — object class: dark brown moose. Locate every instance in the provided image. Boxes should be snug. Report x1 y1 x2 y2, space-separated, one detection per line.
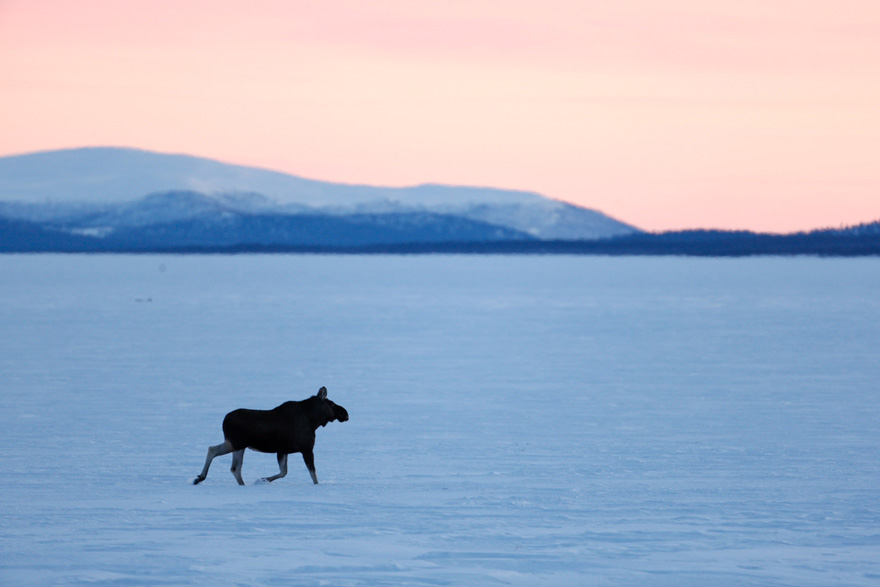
193 387 349 486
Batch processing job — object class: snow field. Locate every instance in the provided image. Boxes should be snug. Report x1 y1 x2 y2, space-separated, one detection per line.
1 254 879 585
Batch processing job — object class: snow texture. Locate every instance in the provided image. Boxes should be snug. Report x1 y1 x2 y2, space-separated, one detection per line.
2 254 879 586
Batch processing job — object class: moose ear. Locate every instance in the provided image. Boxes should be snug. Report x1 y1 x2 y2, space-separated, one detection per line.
318 386 328 400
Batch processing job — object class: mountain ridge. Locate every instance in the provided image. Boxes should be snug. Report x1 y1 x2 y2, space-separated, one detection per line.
0 190 537 250
0 147 639 242
5 147 876 255
0 146 566 207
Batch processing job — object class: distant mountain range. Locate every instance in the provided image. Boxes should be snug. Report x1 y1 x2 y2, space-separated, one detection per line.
1 147 878 255
0 147 638 250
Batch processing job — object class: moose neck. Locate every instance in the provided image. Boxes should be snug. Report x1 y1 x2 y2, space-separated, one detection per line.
307 397 331 429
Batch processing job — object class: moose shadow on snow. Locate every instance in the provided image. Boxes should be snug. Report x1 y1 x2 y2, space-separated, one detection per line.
193 387 349 486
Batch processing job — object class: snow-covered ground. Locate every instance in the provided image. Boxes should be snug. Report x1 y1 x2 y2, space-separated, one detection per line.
2 254 879 586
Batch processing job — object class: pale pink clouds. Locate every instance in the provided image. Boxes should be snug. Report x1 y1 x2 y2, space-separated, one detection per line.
1 0 878 231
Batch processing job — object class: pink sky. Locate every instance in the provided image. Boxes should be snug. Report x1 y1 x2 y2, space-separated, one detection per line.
1 0 878 232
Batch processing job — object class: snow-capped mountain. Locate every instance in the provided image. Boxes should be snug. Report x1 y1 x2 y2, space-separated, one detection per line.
0 147 639 245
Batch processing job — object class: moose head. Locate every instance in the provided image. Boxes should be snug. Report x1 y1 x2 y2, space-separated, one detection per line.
314 386 349 427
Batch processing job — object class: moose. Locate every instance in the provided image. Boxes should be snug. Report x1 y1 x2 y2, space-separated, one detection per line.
193 387 349 486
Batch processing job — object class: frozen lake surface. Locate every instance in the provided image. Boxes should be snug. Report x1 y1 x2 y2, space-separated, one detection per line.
1 254 879 586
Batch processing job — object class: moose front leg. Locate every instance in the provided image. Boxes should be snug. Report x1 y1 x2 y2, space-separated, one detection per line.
261 453 288 483
302 449 318 484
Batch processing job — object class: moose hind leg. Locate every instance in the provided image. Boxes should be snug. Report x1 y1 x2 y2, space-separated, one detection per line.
230 449 246 485
261 453 288 483
193 440 234 485
302 449 318 484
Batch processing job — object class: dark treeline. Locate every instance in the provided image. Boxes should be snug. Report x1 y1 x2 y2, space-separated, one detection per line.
3 217 880 256
197 230 880 256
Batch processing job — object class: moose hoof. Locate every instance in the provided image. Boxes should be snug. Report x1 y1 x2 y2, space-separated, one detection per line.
193 476 205 485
